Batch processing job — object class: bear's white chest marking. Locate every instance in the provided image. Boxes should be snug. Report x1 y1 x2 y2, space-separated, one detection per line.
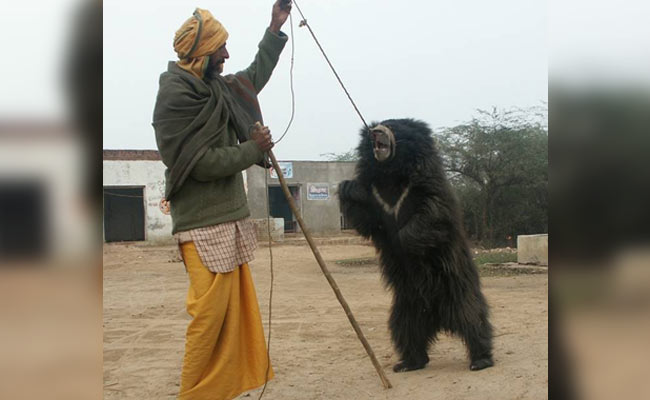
371 185 410 218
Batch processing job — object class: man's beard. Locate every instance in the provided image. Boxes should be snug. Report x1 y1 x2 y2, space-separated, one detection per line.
205 61 224 80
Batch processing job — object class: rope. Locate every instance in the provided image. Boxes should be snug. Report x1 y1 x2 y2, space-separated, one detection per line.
258 8 297 400
292 0 370 131
258 156 275 400
273 11 296 144
258 2 375 396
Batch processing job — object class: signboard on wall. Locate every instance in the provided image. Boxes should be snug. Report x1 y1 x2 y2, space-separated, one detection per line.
307 183 330 200
270 162 293 179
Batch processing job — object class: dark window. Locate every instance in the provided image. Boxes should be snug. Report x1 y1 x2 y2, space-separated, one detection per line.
0 181 48 259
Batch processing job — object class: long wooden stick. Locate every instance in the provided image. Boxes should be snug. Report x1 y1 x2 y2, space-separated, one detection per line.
267 150 392 389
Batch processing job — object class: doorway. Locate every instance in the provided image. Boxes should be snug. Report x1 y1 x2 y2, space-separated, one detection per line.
0 181 48 258
268 185 300 233
103 186 145 242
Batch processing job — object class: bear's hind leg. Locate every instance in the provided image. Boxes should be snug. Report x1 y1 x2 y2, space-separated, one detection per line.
463 310 494 371
390 297 432 372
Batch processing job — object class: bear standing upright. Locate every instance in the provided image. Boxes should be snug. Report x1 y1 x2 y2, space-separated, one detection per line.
338 118 494 372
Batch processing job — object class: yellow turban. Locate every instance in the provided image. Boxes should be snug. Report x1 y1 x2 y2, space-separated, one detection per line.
173 8 229 79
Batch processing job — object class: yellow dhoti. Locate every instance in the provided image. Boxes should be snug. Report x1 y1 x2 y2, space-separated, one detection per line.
179 242 273 400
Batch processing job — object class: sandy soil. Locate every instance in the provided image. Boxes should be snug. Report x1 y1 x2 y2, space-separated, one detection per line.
103 241 547 399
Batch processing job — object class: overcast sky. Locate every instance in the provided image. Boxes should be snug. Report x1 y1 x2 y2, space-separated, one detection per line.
100 0 547 160
3 1 649 159
0 0 79 121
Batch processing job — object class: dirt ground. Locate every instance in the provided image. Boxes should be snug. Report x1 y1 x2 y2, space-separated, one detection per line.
103 240 548 399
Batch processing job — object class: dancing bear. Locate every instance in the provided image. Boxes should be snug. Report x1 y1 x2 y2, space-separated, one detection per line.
338 118 494 372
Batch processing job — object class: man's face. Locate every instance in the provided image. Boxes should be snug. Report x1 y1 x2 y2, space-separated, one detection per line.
206 44 229 79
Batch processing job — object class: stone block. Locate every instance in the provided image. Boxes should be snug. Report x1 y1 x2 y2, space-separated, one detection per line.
517 234 548 265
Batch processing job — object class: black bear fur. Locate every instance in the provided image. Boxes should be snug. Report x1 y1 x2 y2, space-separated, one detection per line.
338 118 494 372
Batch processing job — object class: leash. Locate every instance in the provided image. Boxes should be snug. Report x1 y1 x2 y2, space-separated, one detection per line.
272 11 296 145
292 0 370 131
258 161 275 400
274 0 372 143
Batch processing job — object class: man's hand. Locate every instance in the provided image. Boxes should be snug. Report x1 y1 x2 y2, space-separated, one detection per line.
269 0 292 33
251 122 274 152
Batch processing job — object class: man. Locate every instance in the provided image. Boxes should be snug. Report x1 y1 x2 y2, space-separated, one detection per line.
152 2 291 399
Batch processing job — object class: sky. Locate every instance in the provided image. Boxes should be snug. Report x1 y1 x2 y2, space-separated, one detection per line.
548 0 650 87
101 0 547 160
0 0 548 160
2 1 649 160
0 0 80 121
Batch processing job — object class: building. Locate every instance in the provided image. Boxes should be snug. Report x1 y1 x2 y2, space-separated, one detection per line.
102 150 357 243
0 122 92 260
246 160 357 234
103 150 171 243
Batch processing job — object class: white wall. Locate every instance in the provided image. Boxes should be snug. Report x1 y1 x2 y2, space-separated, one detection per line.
0 136 92 260
102 160 173 242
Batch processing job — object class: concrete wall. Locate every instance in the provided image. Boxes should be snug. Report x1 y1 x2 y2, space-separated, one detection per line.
252 218 284 241
103 160 173 242
247 161 357 234
517 234 548 265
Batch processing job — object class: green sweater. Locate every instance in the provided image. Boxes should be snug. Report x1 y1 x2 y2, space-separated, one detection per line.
153 29 287 234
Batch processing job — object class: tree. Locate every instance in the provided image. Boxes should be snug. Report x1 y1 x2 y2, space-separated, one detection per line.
437 106 548 246
320 149 359 161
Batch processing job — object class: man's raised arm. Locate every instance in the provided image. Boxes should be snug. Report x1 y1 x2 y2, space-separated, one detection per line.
237 0 292 92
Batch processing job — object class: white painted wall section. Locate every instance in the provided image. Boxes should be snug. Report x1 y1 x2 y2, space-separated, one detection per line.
103 160 173 242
